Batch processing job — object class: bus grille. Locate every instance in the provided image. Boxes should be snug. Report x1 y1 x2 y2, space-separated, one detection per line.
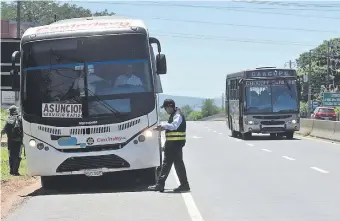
55 144 124 153
70 126 111 135
56 154 130 172
254 115 292 120
261 121 285 125
118 119 141 130
38 126 62 135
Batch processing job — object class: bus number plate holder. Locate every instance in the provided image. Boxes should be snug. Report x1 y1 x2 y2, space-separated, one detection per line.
84 169 103 177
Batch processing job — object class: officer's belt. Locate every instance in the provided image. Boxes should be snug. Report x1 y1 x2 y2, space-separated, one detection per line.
165 132 186 141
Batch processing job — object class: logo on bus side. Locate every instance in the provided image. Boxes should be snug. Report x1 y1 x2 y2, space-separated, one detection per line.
97 136 127 143
86 137 94 145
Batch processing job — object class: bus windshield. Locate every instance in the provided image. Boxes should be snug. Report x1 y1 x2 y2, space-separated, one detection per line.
22 34 155 120
245 79 298 113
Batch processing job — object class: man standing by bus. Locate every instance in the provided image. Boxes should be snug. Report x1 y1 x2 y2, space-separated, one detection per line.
1 105 23 176
148 99 190 193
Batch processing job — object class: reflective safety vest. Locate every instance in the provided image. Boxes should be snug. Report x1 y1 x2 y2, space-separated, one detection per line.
165 108 186 142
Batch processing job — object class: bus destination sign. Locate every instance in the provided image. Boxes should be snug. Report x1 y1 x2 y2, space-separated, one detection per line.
245 79 296 87
246 69 296 78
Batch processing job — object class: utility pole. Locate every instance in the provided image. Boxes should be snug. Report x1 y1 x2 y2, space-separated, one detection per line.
284 60 296 69
326 41 331 88
16 1 21 38
222 93 225 111
307 50 312 117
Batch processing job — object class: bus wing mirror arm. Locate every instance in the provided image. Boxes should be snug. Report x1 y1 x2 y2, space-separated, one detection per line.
10 51 21 91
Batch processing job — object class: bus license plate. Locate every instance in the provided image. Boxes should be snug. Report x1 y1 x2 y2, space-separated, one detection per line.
84 169 103 177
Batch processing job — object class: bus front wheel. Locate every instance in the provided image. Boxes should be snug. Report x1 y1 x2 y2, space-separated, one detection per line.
286 132 294 139
41 176 60 190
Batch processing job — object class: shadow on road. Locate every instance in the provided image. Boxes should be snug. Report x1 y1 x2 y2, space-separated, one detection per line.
230 134 301 141
23 170 163 197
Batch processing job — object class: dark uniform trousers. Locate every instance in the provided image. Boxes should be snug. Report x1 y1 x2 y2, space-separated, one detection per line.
8 140 22 174
157 140 189 187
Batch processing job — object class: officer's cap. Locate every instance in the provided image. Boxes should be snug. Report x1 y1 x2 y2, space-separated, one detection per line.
8 105 18 111
161 99 175 108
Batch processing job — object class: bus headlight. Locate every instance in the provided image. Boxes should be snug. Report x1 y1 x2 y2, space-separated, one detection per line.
144 130 153 138
29 139 36 147
291 120 297 124
247 121 254 125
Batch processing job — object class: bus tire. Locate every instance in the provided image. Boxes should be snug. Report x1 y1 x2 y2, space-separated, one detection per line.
41 176 59 190
242 132 251 140
286 132 294 139
269 133 276 139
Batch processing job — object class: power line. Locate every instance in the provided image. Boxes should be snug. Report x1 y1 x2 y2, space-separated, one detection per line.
232 1 340 8
118 14 337 34
72 1 340 20
150 31 318 47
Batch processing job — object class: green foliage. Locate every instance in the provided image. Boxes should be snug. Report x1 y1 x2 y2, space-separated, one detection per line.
201 99 219 118
1 1 115 26
296 38 340 101
187 111 203 121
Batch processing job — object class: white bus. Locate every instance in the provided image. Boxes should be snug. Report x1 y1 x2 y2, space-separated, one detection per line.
10 16 167 189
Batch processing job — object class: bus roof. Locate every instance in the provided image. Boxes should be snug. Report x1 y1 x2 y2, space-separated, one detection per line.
21 15 148 42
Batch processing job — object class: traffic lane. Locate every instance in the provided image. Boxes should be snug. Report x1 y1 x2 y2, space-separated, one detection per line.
200 121 340 181
4 173 192 221
243 136 340 181
183 123 340 221
200 121 340 180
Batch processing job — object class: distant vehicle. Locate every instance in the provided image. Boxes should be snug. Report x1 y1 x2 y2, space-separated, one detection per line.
9 16 167 189
311 107 337 121
225 67 301 139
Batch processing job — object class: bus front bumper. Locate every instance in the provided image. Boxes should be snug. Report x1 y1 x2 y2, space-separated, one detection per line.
23 134 161 177
244 123 300 134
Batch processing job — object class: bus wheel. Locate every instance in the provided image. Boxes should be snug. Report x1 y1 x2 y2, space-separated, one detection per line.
41 176 59 190
286 132 294 139
242 132 251 140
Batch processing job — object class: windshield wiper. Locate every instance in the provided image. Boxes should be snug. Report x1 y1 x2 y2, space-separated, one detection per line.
283 79 293 98
48 49 126 117
86 88 127 117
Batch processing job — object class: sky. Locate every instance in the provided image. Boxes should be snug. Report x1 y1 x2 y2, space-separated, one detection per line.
65 0 340 98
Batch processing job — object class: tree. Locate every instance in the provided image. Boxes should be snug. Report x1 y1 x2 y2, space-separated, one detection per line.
201 99 219 117
187 111 203 121
1 1 115 26
179 105 193 119
296 38 340 102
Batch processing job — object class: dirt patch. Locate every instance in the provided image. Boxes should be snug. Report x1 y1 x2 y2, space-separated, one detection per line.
1 176 40 219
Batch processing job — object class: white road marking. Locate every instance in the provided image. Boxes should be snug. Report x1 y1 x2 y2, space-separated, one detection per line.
218 133 223 135
235 139 241 142
282 156 295 161
310 167 329 174
172 169 205 221
213 130 217 133
246 143 254 146
261 149 272 152
192 136 202 139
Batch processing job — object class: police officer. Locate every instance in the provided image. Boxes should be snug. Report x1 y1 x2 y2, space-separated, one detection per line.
1 105 23 176
148 99 190 192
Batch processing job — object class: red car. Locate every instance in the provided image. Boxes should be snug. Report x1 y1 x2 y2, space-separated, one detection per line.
311 107 337 121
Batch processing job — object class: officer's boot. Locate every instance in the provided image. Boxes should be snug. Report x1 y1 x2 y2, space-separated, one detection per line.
147 182 164 192
173 183 190 192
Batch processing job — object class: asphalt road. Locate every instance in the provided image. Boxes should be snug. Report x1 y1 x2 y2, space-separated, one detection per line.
4 121 340 221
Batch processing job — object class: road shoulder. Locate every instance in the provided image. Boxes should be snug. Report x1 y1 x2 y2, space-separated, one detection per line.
1 176 40 220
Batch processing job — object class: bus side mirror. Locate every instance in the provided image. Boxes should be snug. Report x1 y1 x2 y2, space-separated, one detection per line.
11 51 21 91
156 54 167 75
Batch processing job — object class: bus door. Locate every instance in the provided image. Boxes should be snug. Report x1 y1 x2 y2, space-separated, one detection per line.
238 78 245 132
